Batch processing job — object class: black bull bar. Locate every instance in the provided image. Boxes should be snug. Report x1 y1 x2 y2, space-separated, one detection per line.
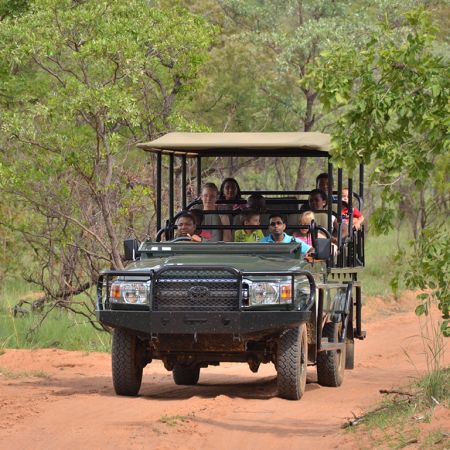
96 266 316 335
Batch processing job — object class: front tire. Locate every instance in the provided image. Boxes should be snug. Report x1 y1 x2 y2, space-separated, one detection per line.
277 324 308 400
112 328 144 396
173 364 200 385
317 322 346 387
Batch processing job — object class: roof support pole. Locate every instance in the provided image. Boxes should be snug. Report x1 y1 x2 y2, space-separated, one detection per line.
347 177 354 267
197 156 202 197
359 163 364 201
169 153 174 223
337 168 343 268
327 161 333 233
347 177 353 230
327 160 335 268
182 155 187 209
156 152 162 234
337 168 343 223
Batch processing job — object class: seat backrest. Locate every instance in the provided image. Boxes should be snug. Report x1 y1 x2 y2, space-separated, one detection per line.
312 211 330 229
285 212 301 235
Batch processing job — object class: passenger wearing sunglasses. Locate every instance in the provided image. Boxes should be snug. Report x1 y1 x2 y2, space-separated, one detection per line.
260 214 311 255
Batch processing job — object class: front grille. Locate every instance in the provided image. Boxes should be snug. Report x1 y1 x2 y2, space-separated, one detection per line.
153 268 241 311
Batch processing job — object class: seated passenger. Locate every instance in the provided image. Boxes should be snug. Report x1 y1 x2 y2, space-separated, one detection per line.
234 210 264 243
293 211 315 245
342 188 365 230
174 212 202 242
200 182 232 242
246 193 267 213
260 214 310 255
316 172 329 192
293 211 334 253
218 178 243 209
308 189 337 226
316 172 338 199
189 209 211 241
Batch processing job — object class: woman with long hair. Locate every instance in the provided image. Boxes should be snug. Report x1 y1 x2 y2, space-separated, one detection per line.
200 182 232 242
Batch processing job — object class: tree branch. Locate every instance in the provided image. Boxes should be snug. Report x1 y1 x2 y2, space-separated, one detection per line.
32 57 66 87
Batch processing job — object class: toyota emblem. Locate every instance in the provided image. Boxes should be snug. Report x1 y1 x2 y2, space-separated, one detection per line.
188 285 209 301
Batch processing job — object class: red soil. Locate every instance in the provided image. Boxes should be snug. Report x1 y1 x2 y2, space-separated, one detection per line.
0 293 448 450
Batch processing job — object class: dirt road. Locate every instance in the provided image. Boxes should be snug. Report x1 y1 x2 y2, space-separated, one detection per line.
0 299 448 450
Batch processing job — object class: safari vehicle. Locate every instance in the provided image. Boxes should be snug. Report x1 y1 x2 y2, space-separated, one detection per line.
96 132 366 400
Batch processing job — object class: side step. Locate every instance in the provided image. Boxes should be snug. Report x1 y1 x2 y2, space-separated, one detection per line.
319 340 345 352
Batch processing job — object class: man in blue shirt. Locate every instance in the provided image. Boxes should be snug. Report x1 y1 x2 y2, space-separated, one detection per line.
260 214 311 255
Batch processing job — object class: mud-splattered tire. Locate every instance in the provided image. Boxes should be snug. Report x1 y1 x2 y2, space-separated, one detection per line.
317 322 346 387
172 364 200 385
277 324 308 400
112 328 144 396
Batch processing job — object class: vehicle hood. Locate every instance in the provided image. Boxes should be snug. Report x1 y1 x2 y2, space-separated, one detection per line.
126 254 309 273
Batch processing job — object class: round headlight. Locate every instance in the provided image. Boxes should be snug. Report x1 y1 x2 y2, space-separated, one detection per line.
110 281 150 304
251 282 279 305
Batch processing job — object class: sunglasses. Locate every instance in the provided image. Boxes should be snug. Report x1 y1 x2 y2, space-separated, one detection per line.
269 221 284 226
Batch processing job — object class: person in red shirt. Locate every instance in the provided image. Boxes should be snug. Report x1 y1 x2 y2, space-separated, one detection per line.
342 188 364 230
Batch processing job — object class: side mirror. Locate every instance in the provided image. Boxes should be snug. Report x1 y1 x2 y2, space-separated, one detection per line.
123 239 141 261
313 238 331 260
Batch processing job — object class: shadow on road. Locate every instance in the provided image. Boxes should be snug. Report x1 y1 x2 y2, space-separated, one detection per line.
6 370 320 401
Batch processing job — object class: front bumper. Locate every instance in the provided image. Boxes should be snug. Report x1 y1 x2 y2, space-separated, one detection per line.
96 310 312 335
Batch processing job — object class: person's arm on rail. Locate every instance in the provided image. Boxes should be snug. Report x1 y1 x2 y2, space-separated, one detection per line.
220 214 232 242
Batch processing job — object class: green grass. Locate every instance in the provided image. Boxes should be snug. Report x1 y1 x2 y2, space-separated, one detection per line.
346 368 450 449
0 278 111 352
421 430 449 449
417 368 450 406
360 227 412 297
0 367 50 379
159 415 192 426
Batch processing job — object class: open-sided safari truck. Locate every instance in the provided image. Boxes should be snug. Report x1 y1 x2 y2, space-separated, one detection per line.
96 132 366 400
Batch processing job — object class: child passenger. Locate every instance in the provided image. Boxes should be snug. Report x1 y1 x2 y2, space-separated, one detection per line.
294 211 315 246
234 210 264 243
342 188 365 230
218 178 243 209
308 189 336 226
292 211 338 261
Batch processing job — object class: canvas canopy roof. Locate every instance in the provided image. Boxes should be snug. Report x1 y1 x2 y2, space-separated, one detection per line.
137 132 330 157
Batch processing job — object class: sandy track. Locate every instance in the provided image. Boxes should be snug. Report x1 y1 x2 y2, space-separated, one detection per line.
0 305 448 450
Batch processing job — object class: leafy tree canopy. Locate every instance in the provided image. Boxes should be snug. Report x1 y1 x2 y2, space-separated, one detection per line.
304 8 449 331
0 0 215 311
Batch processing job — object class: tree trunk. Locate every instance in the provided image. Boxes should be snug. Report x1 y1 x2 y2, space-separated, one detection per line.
98 194 124 270
294 157 308 190
294 90 317 190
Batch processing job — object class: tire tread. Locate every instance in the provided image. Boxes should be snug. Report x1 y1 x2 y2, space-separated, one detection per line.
112 328 143 396
317 322 345 387
277 325 307 400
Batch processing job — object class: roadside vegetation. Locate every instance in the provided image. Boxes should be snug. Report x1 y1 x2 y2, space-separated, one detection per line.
0 278 110 352
345 304 449 448
345 367 450 449
360 227 411 297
